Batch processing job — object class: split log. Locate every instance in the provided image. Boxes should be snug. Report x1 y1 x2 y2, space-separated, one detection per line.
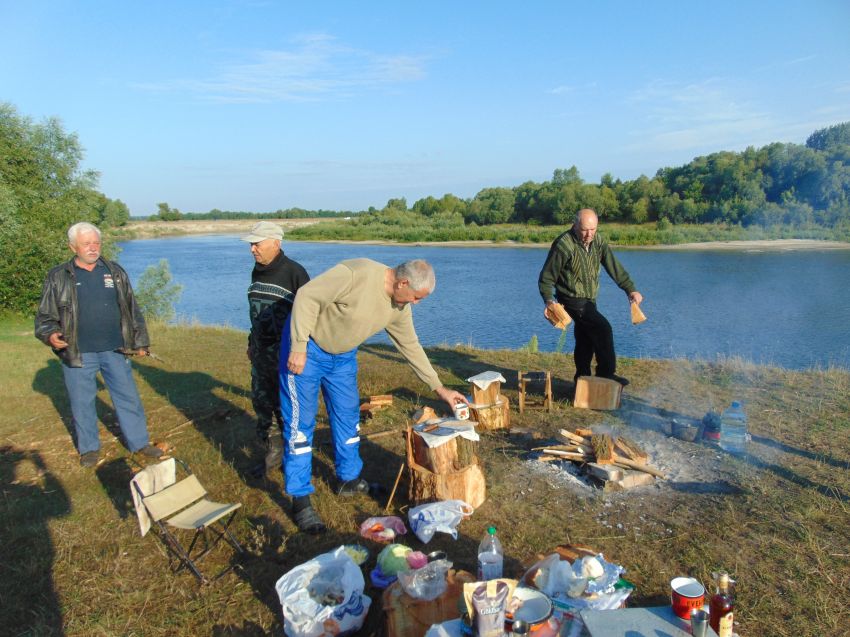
591 434 616 465
540 449 590 461
575 428 595 438
614 436 648 463
531 444 583 452
371 394 394 407
412 406 437 424
612 454 666 479
604 470 655 491
558 429 590 445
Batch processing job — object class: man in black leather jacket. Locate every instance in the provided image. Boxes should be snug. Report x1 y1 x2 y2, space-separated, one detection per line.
35 222 163 467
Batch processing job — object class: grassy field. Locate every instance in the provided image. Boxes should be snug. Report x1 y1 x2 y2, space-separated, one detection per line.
2 316 848 636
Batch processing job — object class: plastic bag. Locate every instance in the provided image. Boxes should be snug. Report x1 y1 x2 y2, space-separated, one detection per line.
359 515 407 543
275 546 372 637
397 559 452 601
408 500 473 544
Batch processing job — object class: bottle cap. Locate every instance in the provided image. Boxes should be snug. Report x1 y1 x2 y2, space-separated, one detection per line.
487 526 496 535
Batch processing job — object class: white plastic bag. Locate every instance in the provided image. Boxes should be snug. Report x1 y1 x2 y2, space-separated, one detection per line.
408 500 473 544
275 546 372 637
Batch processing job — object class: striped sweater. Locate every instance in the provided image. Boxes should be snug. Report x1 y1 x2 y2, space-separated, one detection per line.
537 228 636 302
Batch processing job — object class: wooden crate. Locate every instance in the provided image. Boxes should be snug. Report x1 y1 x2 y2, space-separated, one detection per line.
383 570 475 637
573 376 622 410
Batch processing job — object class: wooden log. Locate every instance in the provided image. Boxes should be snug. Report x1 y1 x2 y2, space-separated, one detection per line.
540 449 590 461
631 302 647 325
472 395 510 431
614 436 649 463
412 406 437 424
558 429 589 445
553 544 598 564
370 394 394 407
612 454 666 479
406 427 485 508
575 427 595 438
573 376 622 410
471 382 500 408
591 434 616 465
530 444 582 452
604 470 656 491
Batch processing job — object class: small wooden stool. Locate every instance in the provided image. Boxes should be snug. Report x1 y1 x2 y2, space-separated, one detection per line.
517 370 553 414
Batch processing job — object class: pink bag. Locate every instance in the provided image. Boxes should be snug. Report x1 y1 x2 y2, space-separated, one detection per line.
359 516 408 543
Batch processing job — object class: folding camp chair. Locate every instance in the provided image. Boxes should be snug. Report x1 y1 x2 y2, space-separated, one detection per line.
131 458 244 584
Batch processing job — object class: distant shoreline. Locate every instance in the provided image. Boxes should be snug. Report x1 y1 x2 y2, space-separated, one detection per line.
118 221 850 251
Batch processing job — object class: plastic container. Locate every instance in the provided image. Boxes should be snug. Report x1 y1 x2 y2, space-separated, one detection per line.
477 526 503 581
719 401 748 454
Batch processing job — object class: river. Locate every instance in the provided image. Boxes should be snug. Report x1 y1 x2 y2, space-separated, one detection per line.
116 236 850 370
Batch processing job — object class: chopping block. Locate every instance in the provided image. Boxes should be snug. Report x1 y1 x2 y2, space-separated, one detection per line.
573 376 622 410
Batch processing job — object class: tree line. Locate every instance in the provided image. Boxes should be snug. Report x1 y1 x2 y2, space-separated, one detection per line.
2 96 848 313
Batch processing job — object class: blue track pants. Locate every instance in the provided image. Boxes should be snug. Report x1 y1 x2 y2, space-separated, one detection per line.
278 319 361 497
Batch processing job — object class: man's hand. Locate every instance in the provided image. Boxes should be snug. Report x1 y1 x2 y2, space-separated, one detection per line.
48 332 68 350
135 348 149 357
287 351 307 375
628 291 644 305
434 386 468 410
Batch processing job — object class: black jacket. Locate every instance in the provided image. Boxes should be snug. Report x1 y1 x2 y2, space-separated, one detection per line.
34 258 149 367
248 251 309 352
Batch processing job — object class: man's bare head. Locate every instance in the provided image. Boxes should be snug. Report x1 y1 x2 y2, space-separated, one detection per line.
573 208 598 246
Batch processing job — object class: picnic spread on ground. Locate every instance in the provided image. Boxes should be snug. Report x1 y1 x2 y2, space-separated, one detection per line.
129 368 744 637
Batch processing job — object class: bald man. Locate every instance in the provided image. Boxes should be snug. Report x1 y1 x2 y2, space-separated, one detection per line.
538 208 643 387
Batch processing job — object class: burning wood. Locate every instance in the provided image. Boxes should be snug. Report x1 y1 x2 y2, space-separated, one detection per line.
540 427 665 489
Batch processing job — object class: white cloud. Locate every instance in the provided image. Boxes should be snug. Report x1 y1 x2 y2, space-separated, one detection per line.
133 33 428 103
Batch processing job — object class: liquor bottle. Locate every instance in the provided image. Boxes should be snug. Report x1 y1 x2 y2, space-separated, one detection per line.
709 571 735 637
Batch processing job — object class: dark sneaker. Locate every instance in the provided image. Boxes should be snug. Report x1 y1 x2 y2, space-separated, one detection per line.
80 451 100 468
337 478 369 496
139 444 164 458
293 504 327 535
264 435 283 474
606 374 630 387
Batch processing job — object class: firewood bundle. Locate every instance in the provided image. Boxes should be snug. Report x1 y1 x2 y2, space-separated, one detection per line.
536 427 665 491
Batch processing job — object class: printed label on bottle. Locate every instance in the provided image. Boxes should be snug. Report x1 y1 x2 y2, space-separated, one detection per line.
718 612 734 637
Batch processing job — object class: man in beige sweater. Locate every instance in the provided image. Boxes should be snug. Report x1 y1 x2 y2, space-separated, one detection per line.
279 258 468 533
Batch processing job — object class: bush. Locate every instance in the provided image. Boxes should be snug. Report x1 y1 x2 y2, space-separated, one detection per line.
134 260 183 322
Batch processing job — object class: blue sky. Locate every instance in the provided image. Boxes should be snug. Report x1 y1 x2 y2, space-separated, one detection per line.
3 1 849 216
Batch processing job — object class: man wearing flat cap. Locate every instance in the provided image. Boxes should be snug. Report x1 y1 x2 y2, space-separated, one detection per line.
241 221 309 475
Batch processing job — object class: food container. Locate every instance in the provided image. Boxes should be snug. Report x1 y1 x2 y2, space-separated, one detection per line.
506 586 553 631
671 419 700 442
670 577 705 619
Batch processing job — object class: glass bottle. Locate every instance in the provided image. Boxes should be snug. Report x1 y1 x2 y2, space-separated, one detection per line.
709 571 735 637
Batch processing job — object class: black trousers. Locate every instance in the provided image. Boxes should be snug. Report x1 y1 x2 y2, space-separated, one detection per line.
560 298 616 379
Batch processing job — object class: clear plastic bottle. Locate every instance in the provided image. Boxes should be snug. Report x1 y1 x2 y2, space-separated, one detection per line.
719 401 748 454
477 526 503 581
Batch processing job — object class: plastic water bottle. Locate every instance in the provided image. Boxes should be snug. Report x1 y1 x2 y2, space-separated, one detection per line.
719 401 748 454
477 526 503 581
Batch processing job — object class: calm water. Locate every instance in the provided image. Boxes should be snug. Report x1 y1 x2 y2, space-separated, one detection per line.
116 236 850 370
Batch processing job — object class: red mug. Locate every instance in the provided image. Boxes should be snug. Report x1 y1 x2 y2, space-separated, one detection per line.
670 577 705 620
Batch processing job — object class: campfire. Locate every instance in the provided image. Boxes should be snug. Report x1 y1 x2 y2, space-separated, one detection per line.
535 427 666 491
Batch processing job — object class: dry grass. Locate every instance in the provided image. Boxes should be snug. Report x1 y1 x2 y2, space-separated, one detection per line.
1 317 848 636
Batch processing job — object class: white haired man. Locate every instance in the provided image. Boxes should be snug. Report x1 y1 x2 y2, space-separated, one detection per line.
35 222 162 467
279 258 468 533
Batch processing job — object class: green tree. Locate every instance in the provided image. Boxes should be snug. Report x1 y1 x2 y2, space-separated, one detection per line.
467 187 514 224
153 202 182 221
134 259 183 322
0 102 108 313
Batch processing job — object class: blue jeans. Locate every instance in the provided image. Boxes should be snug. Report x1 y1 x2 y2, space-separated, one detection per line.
278 320 361 497
61 351 150 455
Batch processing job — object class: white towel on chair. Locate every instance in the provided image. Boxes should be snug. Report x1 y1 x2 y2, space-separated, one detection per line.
130 458 176 536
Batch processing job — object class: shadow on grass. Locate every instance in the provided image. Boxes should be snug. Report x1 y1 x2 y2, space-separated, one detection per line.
0 446 70 635
94 457 137 519
32 359 127 452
